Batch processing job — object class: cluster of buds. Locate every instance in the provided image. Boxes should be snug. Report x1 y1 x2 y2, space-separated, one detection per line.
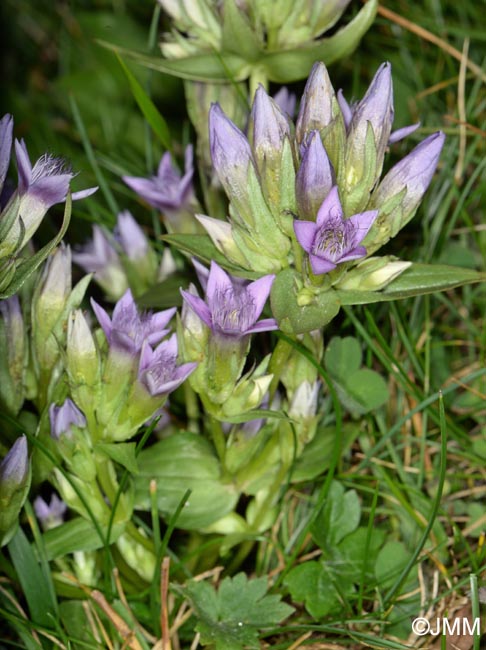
0 114 96 297
73 211 170 300
66 289 195 442
157 0 377 88
198 61 444 330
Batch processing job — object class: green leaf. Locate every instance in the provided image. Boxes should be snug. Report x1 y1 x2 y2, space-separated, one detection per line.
115 53 172 151
8 527 58 628
375 541 412 590
311 480 361 549
43 517 125 560
262 0 378 82
135 433 238 529
324 336 362 380
184 573 293 650
336 263 486 305
161 233 260 279
97 40 249 82
343 368 389 414
284 561 352 619
95 442 138 474
270 269 340 334
0 194 72 299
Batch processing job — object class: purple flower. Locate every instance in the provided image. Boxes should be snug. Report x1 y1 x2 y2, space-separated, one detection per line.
0 435 28 489
123 146 195 215
181 261 277 338
294 186 378 274
296 130 335 219
113 210 149 261
0 114 13 193
138 334 196 397
91 289 176 355
13 139 97 246
49 398 87 440
33 494 66 529
72 225 128 299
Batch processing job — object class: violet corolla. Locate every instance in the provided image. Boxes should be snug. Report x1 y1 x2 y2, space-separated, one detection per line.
91 289 175 356
181 261 277 339
294 187 378 275
123 146 201 234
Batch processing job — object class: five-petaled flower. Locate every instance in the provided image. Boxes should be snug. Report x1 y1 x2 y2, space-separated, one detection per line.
138 334 197 397
294 186 378 275
91 289 176 355
180 261 278 339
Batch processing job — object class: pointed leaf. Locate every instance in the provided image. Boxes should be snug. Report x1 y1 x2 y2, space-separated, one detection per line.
97 40 249 82
115 54 172 150
222 0 262 61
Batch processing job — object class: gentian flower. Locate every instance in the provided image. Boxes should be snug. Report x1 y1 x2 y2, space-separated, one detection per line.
91 289 176 355
33 494 66 529
181 261 278 339
49 398 87 440
294 186 378 274
3 140 97 254
123 146 199 233
72 225 129 300
138 334 196 397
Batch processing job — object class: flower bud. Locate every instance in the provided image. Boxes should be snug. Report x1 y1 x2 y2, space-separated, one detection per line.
368 131 445 253
66 310 101 417
0 435 30 543
336 256 412 291
296 63 336 144
296 131 334 219
33 494 66 530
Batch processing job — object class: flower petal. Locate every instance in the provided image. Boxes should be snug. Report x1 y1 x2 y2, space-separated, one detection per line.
316 186 343 227
309 254 336 275
246 274 275 320
180 290 212 328
90 298 113 340
245 318 279 334
294 220 317 253
206 261 233 310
